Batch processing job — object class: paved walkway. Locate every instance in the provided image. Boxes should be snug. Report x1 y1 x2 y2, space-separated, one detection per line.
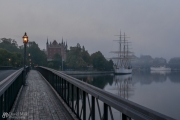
15 70 74 120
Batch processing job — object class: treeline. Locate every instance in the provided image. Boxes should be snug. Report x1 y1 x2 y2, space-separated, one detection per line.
0 38 47 68
168 57 180 69
48 43 113 71
0 48 23 67
132 55 180 70
0 38 113 71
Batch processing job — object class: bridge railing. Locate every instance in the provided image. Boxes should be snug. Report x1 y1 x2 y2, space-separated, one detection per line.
0 67 30 119
36 66 174 120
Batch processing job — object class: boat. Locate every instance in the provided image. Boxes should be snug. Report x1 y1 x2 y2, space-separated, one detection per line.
150 66 171 71
111 31 134 74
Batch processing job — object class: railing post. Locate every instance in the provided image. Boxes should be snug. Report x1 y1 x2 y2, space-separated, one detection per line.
103 103 108 120
122 113 131 120
71 84 74 112
91 96 95 120
64 80 67 102
0 95 3 118
76 87 79 118
55 75 57 90
62 78 64 100
83 91 86 120
60 77 62 97
57 76 60 95
72 84 74 112
52 73 54 87
67 82 70 106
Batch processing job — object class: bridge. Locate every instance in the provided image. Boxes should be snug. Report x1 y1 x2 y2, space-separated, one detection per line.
0 67 175 120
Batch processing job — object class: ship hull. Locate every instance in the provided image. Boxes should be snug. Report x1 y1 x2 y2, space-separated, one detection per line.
114 67 132 74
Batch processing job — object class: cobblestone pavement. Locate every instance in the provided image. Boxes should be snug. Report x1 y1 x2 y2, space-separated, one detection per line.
15 70 73 120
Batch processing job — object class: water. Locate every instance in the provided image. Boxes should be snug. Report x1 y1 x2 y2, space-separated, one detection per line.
71 71 180 119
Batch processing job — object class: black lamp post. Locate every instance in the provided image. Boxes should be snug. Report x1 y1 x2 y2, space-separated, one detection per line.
23 32 28 85
28 53 31 68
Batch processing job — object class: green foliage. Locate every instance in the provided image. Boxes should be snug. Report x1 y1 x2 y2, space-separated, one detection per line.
91 51 113 71
0 38 20 53
0 38 113 70
50 53 62 70
66 44 90 70
53 53 62 61
91 51 105 70
168 57 180 69
0 48 23 67
47 62 54 68
66 44 113 71
26 43 47 66
0 38 47 67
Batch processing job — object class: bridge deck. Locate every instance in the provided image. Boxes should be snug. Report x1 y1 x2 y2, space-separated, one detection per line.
14 70 74 120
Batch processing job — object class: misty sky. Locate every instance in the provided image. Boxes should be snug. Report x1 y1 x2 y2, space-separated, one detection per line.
0 0 180 61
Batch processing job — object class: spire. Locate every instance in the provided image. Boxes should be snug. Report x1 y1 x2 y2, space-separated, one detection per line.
66 41 68 50
47 37 49 44
62 37 63 44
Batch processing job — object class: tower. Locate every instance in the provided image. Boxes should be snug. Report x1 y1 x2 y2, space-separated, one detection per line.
46 38 67 61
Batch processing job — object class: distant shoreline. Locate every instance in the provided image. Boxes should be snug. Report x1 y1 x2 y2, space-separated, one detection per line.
62 71 114 75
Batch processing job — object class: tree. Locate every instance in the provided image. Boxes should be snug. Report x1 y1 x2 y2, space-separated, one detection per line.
81 50 91 65
66 44 88 70
91 51 107 71
168 57 180 69
47 62 54 68
0 48 23 67
0 38 20 53
51 53 62 69
26 42 47 67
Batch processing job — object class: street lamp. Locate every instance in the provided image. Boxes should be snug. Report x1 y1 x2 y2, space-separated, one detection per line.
23 32 28 85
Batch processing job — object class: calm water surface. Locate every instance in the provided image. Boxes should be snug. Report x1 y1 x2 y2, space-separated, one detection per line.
72 71 180 119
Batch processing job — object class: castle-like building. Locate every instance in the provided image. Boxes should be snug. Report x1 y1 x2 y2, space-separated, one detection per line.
46 38 67 61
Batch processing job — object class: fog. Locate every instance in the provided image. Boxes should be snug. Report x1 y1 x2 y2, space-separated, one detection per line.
0 0 180 61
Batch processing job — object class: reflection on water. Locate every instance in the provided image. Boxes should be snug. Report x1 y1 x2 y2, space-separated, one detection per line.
113 75 134 99
72 74 114 89
71 71 180 119
150 70 171 75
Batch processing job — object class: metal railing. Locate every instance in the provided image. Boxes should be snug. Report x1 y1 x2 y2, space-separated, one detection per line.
0 67 29 120
36 66 174 120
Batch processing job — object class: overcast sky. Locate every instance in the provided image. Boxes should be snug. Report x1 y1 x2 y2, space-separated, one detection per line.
0 0 180 61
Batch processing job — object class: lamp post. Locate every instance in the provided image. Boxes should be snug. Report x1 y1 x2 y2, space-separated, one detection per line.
62 59 63 71
28 53 31 68
23 32 28 85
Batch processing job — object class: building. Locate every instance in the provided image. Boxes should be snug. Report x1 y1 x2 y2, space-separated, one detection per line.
46 38 67 61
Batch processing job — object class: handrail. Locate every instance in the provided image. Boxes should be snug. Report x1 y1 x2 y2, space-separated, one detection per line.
0 68 23 96
36 66 175 120
0 67 30 119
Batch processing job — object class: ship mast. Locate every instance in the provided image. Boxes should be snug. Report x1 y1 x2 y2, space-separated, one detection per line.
111 30 134 68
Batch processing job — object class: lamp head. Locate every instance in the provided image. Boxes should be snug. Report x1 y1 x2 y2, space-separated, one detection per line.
23 32 28 43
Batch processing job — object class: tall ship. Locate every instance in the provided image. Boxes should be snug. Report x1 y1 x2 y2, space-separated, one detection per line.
111 31 134 74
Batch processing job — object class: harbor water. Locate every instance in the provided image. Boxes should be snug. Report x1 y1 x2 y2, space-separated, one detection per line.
71 71 180 119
